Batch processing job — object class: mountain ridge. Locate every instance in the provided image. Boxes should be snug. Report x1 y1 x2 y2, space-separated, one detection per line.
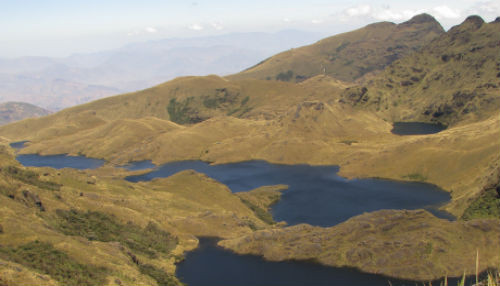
0 102 51 125
228 13 444 83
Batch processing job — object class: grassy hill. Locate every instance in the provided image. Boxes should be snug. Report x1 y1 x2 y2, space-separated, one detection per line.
228 14 444 83
0 102 51 125
0 74 348 142
340 16 500 125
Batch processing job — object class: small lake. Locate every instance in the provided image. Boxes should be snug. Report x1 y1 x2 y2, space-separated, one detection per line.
126 160 453 227
176 237 474 286
16 154 105 170
391 122 446 135
9 140 29 149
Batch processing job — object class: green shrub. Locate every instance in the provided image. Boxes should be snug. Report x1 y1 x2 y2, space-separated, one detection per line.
2 166 61 191
138 264 178 286
0 241 107 286
402 173 427 181
54 209 177 258
276 70 294 82
462 187 500 220
239 198 275 225
167 97 202 124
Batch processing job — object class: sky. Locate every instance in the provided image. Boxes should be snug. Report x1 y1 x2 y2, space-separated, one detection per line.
1 0 499 58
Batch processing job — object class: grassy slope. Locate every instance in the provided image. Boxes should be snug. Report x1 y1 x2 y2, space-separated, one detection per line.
0 75 348 143
228 14 444 82
0 144 273 285
340 16 500 125
219 209 500 281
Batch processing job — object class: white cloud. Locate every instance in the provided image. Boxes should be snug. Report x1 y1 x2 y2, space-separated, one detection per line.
311 19 323 24
188 23 204 31
127 27 158 36
210 21 224 30
345 5 372 17
433 5 461 19
145 27 157 33
283 18 291 23
341 5 422 22
466 1 500 21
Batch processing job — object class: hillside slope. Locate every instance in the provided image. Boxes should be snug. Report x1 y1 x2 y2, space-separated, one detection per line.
0 142 270 285
0 75 348 142
229 14 444 82
340 16 500 125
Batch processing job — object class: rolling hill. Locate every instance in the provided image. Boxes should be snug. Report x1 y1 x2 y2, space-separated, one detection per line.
0 31 320 110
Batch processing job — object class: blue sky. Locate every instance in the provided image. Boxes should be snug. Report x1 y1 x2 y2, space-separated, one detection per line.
1 0 499 58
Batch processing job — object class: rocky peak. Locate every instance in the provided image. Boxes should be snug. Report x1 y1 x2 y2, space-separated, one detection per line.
449 15 485 34
406 13 439 25
398 13 444 32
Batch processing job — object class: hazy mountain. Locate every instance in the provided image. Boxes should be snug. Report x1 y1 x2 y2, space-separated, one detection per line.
0 102 51 125
0 30 321 110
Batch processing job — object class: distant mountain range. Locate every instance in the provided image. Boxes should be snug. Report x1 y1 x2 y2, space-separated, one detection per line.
0 30 321 110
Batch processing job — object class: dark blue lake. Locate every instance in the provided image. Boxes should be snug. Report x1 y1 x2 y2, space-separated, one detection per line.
16 154 105 170
16 155 460 286
391 122 447 135
126 160 453 227
176 237 475 286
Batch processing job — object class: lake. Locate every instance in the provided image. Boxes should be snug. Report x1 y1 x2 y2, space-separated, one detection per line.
16 155 460 286
16 154 105 170
391 122 447 135
9 140 29 149
176 237 475 286
126 160 453 227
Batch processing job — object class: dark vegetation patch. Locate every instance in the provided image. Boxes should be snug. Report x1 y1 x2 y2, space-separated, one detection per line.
0 241 107 286
54 209 177 258
167 97 204 124
402 173 427 181
1 166 61 191
138 263 178 286
202 88 240 109
226 95 252 117
462 187 500 220
276 70 294 82
339 140 358 145
239 198 275 225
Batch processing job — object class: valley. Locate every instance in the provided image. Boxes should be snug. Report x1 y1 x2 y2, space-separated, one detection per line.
1 13 499 286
